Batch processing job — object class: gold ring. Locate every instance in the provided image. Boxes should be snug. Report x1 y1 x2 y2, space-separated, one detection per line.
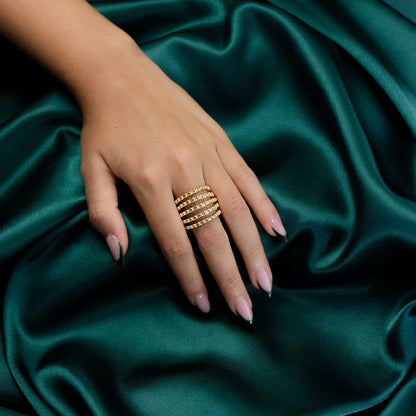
175 185 221 230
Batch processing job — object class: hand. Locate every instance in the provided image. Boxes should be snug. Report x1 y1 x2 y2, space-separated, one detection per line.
79 41 287 324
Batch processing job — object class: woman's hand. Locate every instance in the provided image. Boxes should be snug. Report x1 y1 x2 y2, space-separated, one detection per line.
80 42 287 323
0 0 286 323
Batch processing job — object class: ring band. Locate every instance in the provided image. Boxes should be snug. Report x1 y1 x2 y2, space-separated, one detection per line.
182 203 220 224
174 185 211 204
179 197 218 217
183 210 222 230
176 192 215 211
175 185 221 230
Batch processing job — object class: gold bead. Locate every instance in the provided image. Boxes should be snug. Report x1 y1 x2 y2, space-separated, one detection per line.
174 185 211 205
176 192 214 211
182 203 220 224
184 210 222 230
179 197 218 217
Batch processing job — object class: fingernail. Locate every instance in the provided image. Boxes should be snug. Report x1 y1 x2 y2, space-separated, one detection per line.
234 296 254 326
194 293 211 314
106 234 124 267
271 215 288 242
256 268 273 298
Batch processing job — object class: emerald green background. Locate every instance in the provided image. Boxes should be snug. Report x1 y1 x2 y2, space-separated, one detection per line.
1 1 416 414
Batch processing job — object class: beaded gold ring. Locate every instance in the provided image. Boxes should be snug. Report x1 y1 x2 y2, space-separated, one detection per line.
175 185 222 230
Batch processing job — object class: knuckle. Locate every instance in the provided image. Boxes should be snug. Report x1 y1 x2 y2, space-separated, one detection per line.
181 276 203 293
220 274 240 292
247 244 264 261
169 147 200 175
162 238 190 260
234 163 256 185
198 226 228 251
207 120 229 143
172 147 194 166
137 163 160 190
258 194 273 208
224 194 248 219
88 206 109 229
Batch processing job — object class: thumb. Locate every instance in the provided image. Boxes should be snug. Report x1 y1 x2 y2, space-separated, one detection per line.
81 156 129 267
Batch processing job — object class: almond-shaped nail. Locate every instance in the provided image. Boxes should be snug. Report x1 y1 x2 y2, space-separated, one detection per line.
106 234 124 267
256 268 273 298
234 296 254 326
271 215 288 242
194 293 211 314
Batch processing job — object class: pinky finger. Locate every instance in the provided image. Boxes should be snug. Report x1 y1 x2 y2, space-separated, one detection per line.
217 145 287 239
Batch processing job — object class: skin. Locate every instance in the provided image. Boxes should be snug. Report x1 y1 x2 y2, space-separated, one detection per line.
0 0 286 321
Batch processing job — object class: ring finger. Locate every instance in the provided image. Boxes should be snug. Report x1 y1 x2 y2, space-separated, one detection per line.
173 179 253 324
203 158 273 297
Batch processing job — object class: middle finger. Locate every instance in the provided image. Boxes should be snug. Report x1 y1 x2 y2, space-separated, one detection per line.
174 181 253 324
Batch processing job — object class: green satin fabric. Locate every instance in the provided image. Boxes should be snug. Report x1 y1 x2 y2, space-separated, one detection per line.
1 0 416 415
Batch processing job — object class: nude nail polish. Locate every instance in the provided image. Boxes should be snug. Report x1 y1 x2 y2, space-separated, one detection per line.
106 234 124 267
234 296 254 326
194 293 211 314
256 268 273 298
271 215 288 242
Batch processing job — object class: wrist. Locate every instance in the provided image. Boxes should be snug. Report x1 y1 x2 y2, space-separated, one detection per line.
67 30 144 112
75 35 171 121
0 0 143 111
